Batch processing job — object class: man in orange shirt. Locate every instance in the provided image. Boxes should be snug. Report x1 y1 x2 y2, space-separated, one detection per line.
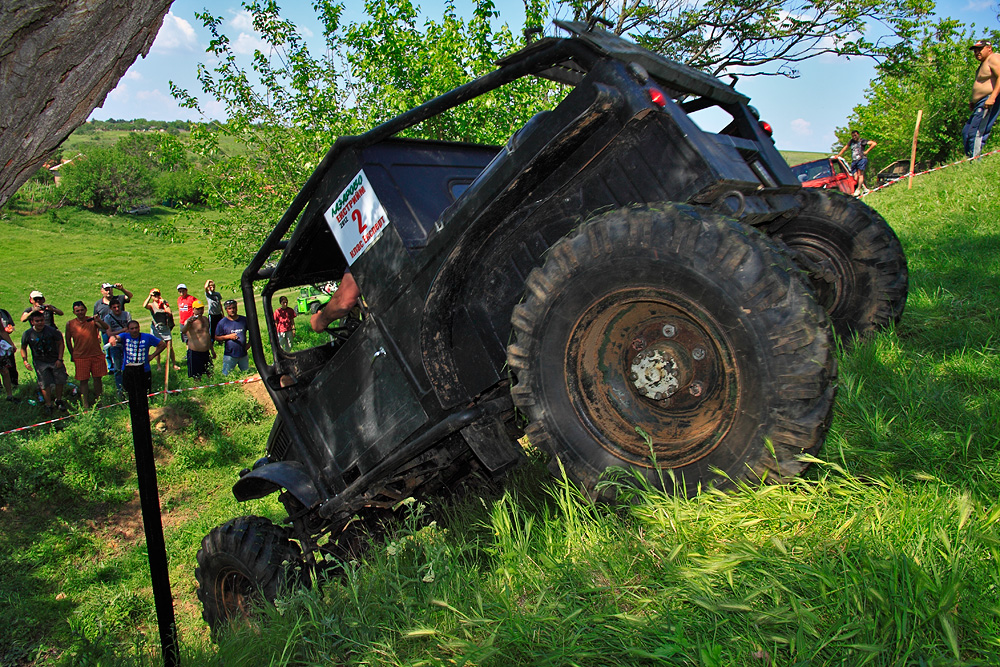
65 301 109 408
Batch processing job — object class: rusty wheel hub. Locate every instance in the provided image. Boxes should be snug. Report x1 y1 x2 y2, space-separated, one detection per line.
566 287 740 468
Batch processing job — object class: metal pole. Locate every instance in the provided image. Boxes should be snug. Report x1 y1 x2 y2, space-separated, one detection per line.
124 363 180 667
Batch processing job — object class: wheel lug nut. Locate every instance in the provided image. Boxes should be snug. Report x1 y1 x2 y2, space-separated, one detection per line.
692 347 706 360
631 337 646 351
661 324 676 338
689 381 704 397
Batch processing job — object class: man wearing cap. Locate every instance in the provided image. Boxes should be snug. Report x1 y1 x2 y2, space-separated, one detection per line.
20 310 69 412
176 284 197 335
94 282 132 373
65 301 109 408
964 40 1000 158
214 300 250 376
181 299 215 379
20 291 63 327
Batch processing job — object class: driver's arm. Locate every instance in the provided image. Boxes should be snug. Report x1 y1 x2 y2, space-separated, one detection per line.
311 272 361 332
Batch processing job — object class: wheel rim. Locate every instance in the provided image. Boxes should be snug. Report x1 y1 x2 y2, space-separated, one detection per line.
782 232 855 316
565 287 741 468
215 566 258 622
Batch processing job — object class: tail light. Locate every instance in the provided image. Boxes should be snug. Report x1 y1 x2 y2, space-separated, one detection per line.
648 87 667 108
759 121 773 136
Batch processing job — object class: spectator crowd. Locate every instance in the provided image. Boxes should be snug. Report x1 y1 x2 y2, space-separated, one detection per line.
0 279 254 414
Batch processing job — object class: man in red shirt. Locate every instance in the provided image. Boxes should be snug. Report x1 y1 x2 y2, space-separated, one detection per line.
176 283 197 342
273 295 297 352
65 301 109 408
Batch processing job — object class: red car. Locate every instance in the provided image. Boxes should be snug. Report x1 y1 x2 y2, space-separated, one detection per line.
790 156 857 194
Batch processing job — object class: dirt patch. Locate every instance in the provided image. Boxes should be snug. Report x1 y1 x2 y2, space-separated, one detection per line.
241 375 276 416
148 405 191 433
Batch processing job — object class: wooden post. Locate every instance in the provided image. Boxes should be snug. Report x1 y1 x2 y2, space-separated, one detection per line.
162 343 170 404
908 110 923 190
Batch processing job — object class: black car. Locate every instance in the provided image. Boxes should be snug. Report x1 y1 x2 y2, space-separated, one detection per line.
196 20 907 632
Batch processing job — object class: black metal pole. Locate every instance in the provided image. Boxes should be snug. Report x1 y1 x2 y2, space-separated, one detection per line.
124 363 180 667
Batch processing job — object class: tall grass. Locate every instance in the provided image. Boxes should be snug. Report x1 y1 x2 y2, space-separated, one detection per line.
2 157 1000 665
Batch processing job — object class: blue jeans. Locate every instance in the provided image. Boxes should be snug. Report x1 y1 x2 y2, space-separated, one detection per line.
963 98 1000 157
108 344 124 391
221 354 249 376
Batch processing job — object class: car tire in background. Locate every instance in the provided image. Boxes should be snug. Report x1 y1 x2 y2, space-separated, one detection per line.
765 189 908 342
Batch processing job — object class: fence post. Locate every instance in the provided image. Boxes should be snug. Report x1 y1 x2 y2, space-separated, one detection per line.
909 109 923 190
124 363 180 667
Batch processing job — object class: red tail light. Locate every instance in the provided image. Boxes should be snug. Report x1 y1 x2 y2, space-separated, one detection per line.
760 121 773 136
648 87 666 108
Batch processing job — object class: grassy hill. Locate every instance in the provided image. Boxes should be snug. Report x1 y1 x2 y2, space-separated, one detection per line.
2 157 1000 665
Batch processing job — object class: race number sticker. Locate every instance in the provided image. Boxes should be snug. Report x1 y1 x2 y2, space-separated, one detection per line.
323 170 388 265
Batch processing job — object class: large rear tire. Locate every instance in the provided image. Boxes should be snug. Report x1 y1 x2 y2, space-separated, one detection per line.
507 205 836 496
196 516 306 635
765 189 908 341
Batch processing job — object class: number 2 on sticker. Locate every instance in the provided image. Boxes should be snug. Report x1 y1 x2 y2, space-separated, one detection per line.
353 209 366 235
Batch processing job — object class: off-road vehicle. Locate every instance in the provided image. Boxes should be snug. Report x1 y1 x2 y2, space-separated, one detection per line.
196 20 907 631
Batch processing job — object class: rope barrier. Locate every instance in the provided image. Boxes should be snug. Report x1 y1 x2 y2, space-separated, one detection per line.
0 375 262 437
860 148 1000 197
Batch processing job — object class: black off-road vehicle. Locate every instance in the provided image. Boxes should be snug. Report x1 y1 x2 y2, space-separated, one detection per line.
196 21 907 630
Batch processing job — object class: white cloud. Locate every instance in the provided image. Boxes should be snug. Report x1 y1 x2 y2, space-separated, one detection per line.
233 32 269 55
152 13 198 53
964 0 992 10
229 9 255 32
791 118 813 136
105 84 129 103
125 70 143 81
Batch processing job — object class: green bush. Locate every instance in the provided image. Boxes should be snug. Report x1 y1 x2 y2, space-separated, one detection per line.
155 169 205 206
59 146 154 211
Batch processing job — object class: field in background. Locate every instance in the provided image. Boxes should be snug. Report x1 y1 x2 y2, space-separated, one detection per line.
2 156 1000 665
780 150 829 165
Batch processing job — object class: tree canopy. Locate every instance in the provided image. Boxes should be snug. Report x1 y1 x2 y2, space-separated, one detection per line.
553 0 934 77
836 20 1000 174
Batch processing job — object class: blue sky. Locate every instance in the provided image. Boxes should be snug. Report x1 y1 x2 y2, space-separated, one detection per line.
90 0 999 152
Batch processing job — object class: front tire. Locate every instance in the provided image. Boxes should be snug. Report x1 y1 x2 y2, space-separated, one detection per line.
507 205 836 496
308 301 322 314
765 189 908 341
196 516 306 635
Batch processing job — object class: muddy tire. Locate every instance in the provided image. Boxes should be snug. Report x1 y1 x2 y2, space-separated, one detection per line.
507 205 836 496
764 189 907 341
308 301 322 314
196 516 306 635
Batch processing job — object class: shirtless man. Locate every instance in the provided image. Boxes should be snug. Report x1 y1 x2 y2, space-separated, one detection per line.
180 300 215 379
963 40 1000 158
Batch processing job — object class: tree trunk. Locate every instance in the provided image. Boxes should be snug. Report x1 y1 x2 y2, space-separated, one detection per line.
0 0 174 207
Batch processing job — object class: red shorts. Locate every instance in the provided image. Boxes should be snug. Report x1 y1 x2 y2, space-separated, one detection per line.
73 355 108 381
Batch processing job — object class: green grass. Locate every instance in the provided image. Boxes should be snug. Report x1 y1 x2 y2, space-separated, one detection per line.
781 150 830 165
3 157 1000 665
0 206 245 324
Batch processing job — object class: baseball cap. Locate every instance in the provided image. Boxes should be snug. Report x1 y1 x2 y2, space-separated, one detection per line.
101 282 113 289
192 299 204 309
971 40 992 49
177 283 187 290
224 299 238 307
29 290 43 299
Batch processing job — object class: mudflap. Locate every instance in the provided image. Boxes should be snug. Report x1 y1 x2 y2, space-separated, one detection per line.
460 413 525 473
233 460 321 508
